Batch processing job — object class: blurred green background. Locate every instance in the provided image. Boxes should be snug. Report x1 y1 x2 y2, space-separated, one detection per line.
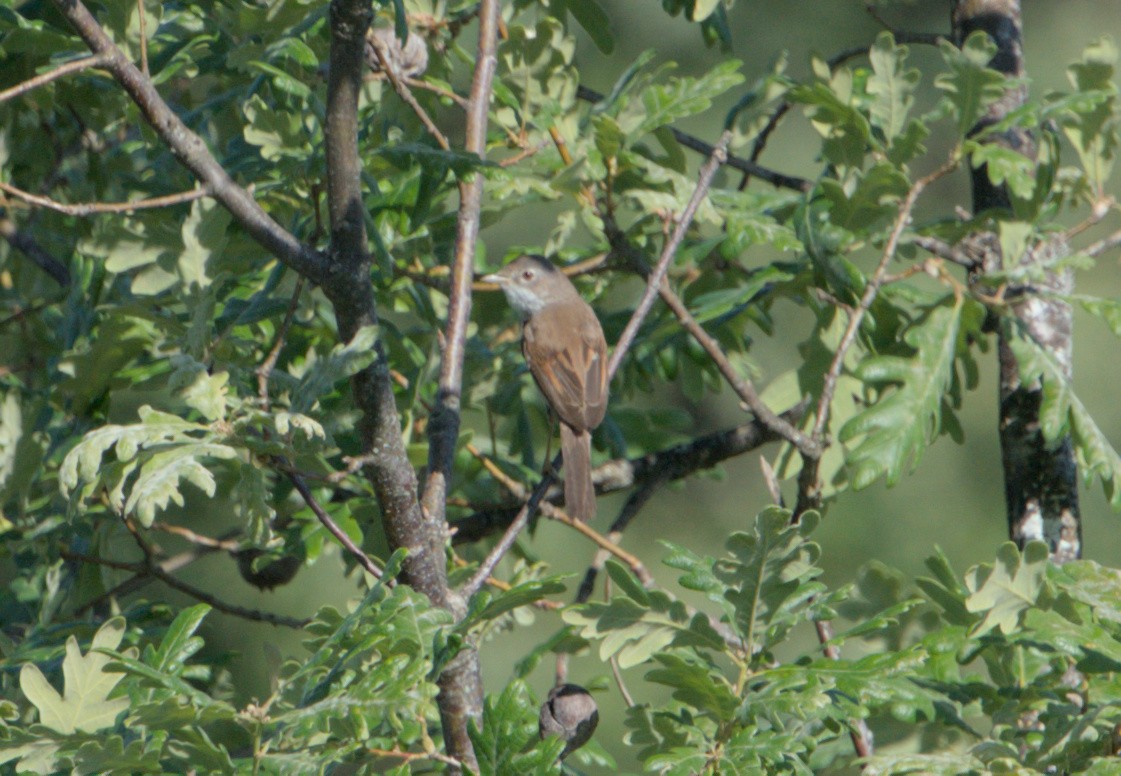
162 2 1121 771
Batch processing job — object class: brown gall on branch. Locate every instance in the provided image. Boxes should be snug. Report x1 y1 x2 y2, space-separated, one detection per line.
368 29 450 151
48 0 331 285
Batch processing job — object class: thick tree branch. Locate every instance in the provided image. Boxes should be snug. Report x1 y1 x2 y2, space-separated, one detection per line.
324 2 488 770
415 0 500 764
48 0 331 285
952 0 1081 561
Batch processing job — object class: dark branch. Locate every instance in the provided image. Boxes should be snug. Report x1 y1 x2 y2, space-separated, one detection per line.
0 218 71 286
451 403 806 544
576 86 812 192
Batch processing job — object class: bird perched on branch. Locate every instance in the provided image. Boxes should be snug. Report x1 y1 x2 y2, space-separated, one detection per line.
484 255 608 521
538 683 599 760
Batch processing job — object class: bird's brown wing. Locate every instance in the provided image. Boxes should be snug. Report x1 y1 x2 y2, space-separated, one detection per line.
523 302 608 432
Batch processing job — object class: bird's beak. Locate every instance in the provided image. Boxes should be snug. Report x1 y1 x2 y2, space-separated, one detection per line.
481 273 506 285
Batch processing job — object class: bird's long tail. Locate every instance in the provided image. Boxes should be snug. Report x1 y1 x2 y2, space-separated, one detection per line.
560 424 595 522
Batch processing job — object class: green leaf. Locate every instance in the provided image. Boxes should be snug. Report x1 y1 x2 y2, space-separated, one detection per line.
243 94 310 160
1077 295 1121 338
461 577 567 631
564 561 725 668
935 32 1007 136
790 80 872 170
178 198 230 290
690 0 721 22
964 541 1049 635
19 619 129 734
470 680 565 775
567 0 614 54
633 60 745 137
1005 317 1121 508
1055 561 1121 624
1063 39 1118 192
149 604 211 674
841 296 971 489
718 509 826 655
646 652 738 722
73 735 164 773
123 443 238 526
867 32 920 143
291 325 380 414
967 141 1036 199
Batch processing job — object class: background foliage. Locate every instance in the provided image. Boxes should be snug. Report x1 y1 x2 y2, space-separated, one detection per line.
2 0 1121 773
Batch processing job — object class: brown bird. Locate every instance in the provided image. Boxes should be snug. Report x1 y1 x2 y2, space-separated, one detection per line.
538 683 599 760
484 255 608 521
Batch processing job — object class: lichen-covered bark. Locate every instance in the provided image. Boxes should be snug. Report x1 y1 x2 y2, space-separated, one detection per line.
953 0 1081 561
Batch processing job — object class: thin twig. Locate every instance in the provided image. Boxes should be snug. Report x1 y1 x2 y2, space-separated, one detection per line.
153 522 240 550
108 525 309 628
0 180 210 216
464 444 652 589
608 130 733 378
911 234 978 268
367 747 463 769
371 34 451 151
257 276 305 407
603 215 816 455
795 154 960 516
285 470 384 580
137 0 149 77
576 86 811 192
404 76 469 108
0 54 110 103
1084 228 1121 259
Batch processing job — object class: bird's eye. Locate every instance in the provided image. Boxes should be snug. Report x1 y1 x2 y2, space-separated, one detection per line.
521 270 534 281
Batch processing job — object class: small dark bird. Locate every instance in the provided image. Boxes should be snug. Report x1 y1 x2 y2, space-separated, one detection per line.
538 683 599 760
233 548 302 591
484 255 608 521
